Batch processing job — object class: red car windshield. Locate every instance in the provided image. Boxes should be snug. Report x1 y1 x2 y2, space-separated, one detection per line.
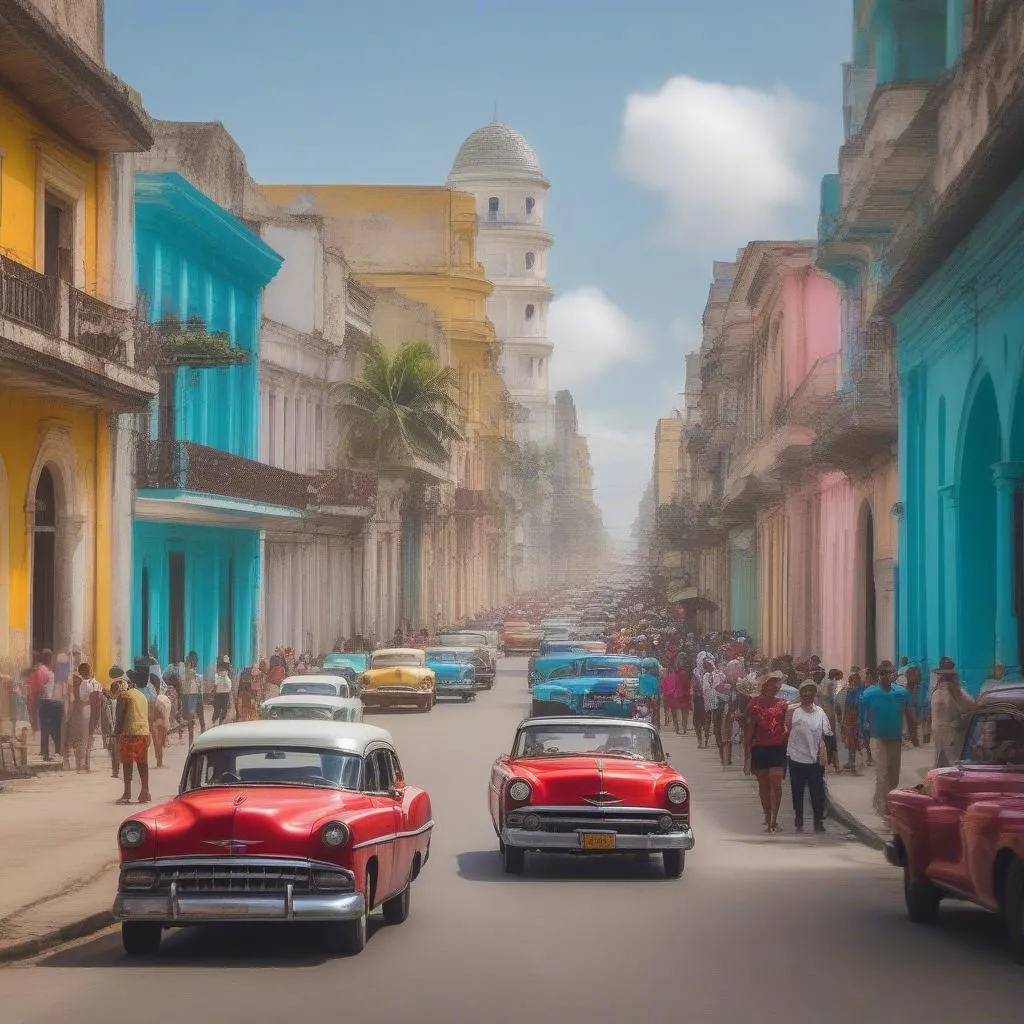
182 747 363 791
514 724 662 761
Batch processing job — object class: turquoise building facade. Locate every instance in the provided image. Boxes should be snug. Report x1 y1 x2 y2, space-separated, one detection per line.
132 172 283 674
893 169 1024 691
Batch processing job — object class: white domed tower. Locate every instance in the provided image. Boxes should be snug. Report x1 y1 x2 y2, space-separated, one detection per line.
448 121 554 444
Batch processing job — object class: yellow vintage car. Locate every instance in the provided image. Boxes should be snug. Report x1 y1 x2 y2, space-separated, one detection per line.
357 648 436 713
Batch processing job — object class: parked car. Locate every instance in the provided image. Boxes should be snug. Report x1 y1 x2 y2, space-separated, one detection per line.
261 691 362 723
436 630 496 687
357 648 436 712
277 675 359 703
113 720 433 957
488 717 694 877
883 684 1024 961
500 620 543 655
424 647 478 701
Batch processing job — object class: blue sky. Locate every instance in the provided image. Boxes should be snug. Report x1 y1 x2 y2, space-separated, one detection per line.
106 0 851 537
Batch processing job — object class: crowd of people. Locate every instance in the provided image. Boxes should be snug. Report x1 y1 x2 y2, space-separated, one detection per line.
597 591 1009 832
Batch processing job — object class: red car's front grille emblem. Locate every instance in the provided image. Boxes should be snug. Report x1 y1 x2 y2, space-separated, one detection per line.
582 792 622 806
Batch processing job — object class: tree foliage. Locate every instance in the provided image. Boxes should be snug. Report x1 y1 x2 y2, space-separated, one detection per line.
337 340 463 468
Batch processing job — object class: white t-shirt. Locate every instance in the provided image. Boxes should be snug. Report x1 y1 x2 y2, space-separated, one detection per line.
787 704 833 764
214 671 233 694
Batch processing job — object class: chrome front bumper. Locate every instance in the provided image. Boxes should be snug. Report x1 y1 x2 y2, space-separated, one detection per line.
114 887 366 925
501 827 695 852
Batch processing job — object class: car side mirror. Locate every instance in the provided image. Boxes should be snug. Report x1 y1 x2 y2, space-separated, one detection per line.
389 787 405 801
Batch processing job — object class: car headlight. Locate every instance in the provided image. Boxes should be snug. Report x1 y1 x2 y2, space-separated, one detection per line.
508 779 532 803
118 821 148 849
666 783 688 806
320 821 351 848
420 677 434 689
119 866 158 890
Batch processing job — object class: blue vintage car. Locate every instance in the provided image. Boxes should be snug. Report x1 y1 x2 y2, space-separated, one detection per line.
530 655 663 722
530 674 643 719
320 652 369 685
425 647 478 701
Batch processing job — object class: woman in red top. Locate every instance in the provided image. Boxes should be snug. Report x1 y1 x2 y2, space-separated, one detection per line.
744 672 789 833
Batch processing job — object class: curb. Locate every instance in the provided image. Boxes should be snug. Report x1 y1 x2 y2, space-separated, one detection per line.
0 910 115 964
825 788 886 851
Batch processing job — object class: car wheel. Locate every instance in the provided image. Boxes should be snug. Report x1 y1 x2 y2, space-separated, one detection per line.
121 922 162 957
503 843 526 875
1006 857 1024 963
903 862 941 924
382 883 411 925
662 850 685 878
325 908 367 955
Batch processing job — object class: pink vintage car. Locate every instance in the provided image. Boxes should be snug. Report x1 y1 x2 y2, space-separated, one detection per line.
884 683 1024 961
113 721 433 957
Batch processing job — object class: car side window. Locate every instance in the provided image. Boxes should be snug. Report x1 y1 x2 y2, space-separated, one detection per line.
388 750 405 787
374 750 395 792
363 752 381 793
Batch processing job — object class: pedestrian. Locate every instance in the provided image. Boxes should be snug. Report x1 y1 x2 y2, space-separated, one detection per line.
979 660 1006 697
839 667 865 773
701 657 727 757
36 649 60 761
821 669 842 772
691 663 708 748
151 686 172 768
786 680 832 833
100 667 121 778
931 661 974 768
179 651 206 745
676 661 692 735
212 657 233 726
112 671 151 805
860 659 918 821
744 671 790 833
67 661 95 772
235 667 259 722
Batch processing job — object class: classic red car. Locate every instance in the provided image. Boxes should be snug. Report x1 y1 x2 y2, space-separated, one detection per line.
884 684 1024 961
500 620 544 656
488 716 694 877
113 720 433 957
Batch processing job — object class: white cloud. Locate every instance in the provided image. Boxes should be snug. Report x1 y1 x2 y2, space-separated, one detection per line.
576 414 654 540
619 75 815 247
548 286 647 389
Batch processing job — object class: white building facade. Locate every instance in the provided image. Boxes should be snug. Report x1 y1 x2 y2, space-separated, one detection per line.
258 214 386 655
447 122 554 445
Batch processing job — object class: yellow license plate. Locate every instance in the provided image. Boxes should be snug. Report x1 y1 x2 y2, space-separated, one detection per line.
581 832 616 851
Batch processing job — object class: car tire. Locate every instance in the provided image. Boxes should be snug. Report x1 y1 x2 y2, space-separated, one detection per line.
1006 857 1024 964
121 922 161 957
503 843 526 875
418 698 431 713
325 908 367 955
662 850 685 878
903 862 941 924
382 883 411 925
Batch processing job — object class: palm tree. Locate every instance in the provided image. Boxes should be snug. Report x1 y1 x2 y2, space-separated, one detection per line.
337 340 463 468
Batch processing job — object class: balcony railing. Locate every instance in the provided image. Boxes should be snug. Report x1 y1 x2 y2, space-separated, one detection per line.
136 439 376 511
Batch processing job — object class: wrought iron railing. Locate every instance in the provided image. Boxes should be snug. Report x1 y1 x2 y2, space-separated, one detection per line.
135 438 376 511
0 255 58 334
71 289 131 361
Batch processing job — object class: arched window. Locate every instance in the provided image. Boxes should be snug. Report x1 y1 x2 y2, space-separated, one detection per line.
525 304 535 320
525 252 535 270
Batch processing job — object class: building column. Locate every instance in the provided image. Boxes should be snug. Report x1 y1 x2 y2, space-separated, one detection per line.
362 524 379 645
939 485 958 662
992 462 1024 678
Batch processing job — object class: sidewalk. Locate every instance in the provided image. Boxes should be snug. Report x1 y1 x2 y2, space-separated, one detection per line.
825 741 936 849
0 735 190 962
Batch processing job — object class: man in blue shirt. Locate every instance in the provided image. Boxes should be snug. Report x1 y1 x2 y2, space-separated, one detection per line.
861 660 919 819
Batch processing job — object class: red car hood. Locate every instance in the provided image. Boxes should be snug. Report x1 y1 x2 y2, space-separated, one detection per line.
126 787 374 860
512 756 681 806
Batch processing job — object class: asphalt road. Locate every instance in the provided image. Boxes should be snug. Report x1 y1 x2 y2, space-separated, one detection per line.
1 657 1022 1023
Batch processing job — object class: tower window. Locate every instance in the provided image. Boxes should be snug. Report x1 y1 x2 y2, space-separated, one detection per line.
488 197 499 217
525 304 535 320
525 197 535 215
525 252 535 270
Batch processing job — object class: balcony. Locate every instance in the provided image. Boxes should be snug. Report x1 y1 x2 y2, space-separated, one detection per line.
700 389 739 459
723 425 816 517
836 83 936 236
454 487 501 516
0 0 152 153
135 439 376 518
785 354 840 428
0 255 156 410
812 336 898 470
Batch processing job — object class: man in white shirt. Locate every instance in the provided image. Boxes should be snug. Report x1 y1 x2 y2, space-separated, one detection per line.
701 659 728 758
786 680 833 833
212 657 234 726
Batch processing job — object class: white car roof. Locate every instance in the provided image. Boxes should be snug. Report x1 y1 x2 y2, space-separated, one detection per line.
426 646 478 653
261 694 354 710
279 674 348 686
372 647 425 658
519 716 659 734
192 720 393 755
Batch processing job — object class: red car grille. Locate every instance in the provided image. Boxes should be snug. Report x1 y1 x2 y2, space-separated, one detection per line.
152 858 314 894
525 808 688 835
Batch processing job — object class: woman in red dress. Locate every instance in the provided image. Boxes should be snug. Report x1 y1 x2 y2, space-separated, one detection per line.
744 672 790 833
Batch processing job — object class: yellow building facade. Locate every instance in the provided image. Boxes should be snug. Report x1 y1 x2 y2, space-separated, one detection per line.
0 7 154 679
261 184 512 615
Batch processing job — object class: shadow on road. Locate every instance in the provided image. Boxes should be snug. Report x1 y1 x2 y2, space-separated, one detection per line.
456 849 673 883
36 918 386 968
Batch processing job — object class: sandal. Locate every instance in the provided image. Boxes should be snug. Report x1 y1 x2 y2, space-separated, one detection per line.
115 797 132 805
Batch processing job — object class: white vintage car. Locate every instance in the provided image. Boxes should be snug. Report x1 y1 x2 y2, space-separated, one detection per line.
263 676 363 722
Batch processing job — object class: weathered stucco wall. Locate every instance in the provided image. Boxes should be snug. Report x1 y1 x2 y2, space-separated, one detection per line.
27 0 104 63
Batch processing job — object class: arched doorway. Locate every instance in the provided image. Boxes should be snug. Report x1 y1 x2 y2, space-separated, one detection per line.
859 501 878 670
958 374 1002 683
31 467 57 652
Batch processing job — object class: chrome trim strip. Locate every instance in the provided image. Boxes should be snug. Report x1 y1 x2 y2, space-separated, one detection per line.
351 819 435 851
514 805 680 817
285 882 294 920
114 890 366 924
501 827 695 852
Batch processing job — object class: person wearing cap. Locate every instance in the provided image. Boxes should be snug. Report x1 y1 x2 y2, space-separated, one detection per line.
786 680 833 833
112 671 152 805
861 660 918 820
